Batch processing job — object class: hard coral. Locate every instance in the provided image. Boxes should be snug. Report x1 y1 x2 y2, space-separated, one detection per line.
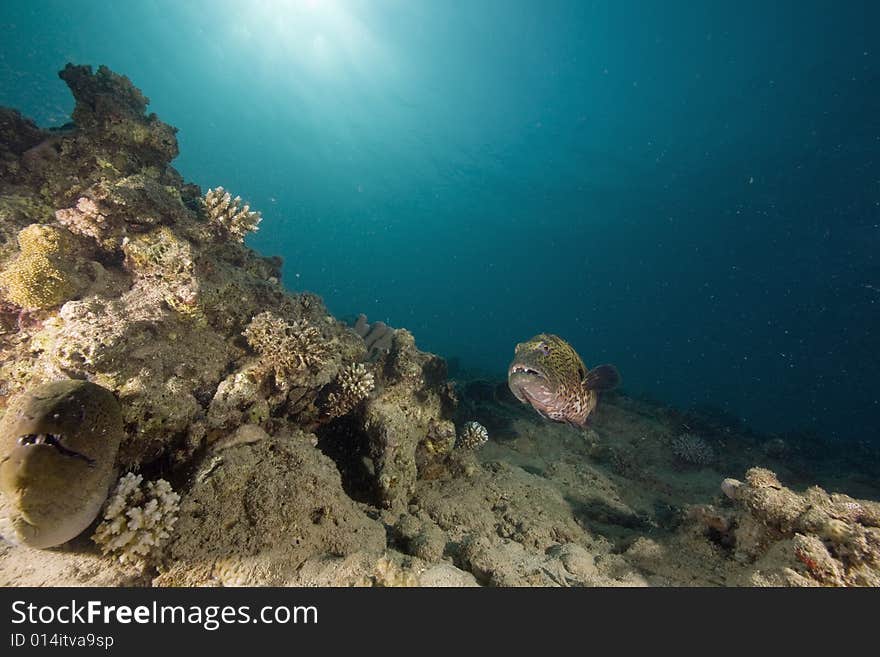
59 63 178 165
700 468 880 586
203 186 261 243
92 472 180 567
354 313 394 360
243 311 329 388
0 224 86 309
324 362 375 419
457 420 489 450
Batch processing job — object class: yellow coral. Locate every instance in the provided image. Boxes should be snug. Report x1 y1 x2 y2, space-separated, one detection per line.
0 224 82 309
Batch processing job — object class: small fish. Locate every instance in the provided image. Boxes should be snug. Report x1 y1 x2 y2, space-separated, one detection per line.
508 334 620 427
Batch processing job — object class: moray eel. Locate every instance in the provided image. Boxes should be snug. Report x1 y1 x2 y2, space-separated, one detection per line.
0 380 122 548
508 334 620 427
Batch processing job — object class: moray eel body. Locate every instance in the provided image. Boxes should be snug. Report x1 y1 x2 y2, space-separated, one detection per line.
0 380 122 548
508 334 620 427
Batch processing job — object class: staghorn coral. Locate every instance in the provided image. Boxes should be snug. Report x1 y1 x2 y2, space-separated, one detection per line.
324 362 375 419
203 186 261 243
457 420 489 450
671 432 715 466
243 311 330 388
92 473 180 567
0 224 87 309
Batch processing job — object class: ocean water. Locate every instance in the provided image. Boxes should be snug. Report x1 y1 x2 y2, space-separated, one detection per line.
1 0 877 444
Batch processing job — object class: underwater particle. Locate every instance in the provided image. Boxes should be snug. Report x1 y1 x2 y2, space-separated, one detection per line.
202 186 262 243
324 362 375 419
0 380 123 548
92 472 180 567
457 421 489 450
507 333 620 427
671 432 715 466
0 224 86 310
243 311 330 386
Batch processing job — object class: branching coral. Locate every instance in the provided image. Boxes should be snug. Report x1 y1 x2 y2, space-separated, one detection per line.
92 473 180 567
671 432 715 466
457 420 489 450
243 311 330 387
324 362 375 419
203 186 261 243
0 224 85 309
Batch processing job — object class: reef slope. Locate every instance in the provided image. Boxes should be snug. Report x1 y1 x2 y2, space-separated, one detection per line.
0 65 877 587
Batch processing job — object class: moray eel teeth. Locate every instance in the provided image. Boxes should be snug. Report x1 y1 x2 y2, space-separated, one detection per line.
16 433 96 466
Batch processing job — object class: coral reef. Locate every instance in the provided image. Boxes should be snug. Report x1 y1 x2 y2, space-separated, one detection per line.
457 420 489 450
92 473 180 567
0 380 122 548
2 64 878 589
358 330 458 508
203 186 262 242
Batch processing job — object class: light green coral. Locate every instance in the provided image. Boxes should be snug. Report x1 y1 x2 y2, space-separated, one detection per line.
0 224 84 309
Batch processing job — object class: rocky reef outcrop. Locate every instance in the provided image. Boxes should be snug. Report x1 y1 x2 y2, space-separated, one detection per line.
688 468 880 586
0 64 472 585
1 64 878 588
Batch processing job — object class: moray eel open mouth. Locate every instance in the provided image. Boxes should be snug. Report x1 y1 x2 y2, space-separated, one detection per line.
15 433 95 466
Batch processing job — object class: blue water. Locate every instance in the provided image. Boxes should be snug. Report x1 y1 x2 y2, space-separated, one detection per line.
1 1 878 442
